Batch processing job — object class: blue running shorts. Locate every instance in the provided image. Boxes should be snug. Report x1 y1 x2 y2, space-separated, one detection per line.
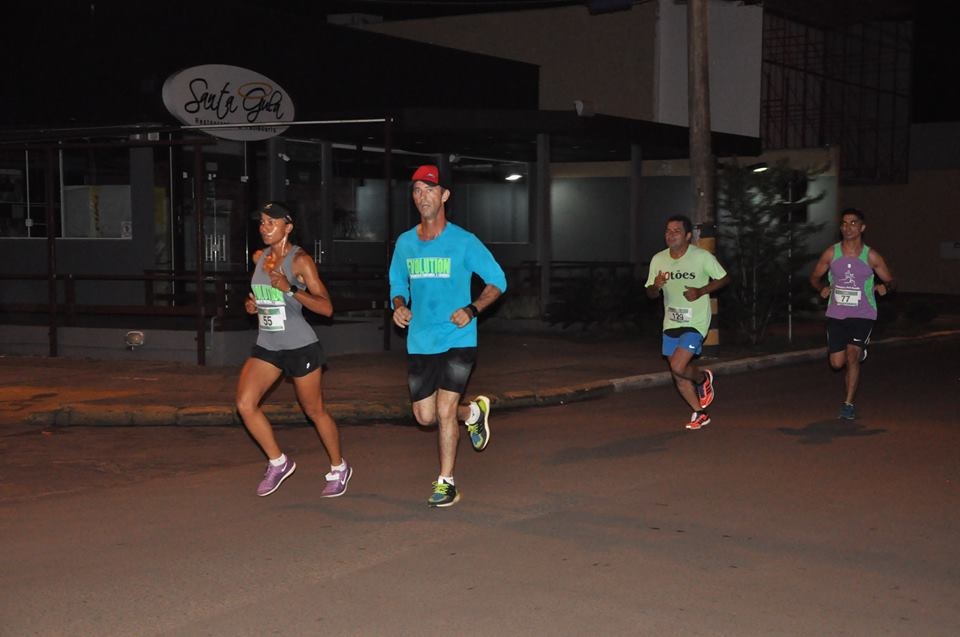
661 328 704 357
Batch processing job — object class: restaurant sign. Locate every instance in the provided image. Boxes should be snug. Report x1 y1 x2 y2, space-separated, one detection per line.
162 64 295 141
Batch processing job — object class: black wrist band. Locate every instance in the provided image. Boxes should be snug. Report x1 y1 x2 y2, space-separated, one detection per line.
466 303 479 318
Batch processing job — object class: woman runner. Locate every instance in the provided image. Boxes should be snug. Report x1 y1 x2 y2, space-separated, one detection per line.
236 201 351 498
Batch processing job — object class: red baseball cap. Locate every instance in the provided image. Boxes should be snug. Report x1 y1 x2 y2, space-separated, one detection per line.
411 164 442 187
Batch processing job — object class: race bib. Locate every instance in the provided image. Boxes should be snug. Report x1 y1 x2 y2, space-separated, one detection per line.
667 306 692 323
833 287 861 307
257 306 286 331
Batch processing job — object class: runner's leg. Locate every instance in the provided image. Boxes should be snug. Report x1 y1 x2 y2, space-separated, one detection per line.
412 391 439 426
843 344 862 404
236 357 285 458
293 368 342 466
436 388 462 478
668 348 702 412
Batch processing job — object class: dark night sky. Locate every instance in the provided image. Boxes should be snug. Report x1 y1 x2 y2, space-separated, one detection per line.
911 3 960 123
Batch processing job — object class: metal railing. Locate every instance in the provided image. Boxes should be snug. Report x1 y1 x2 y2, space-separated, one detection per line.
4 261 641 363
1 268 390 364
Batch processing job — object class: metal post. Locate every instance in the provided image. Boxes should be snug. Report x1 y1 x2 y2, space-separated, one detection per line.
382 117 394 351
237 140 251 276
787 181 793 344
45 147 58 357
320 141 334 265
788 225 793 344
193 144 206 365
629 143 644 278
536 133 551 318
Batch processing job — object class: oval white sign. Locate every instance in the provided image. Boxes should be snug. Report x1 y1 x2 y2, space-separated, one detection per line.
162 64 295 141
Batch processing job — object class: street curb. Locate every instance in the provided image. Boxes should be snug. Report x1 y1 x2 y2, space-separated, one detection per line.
490 330 960 409
605 329 960 397
24 330 960 427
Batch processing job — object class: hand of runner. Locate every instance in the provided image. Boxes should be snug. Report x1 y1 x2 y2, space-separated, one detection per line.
393 306 412 328
820 285 831 300
654 270 668 289
245 292 257 315
683 286 702 301
450 307 472 328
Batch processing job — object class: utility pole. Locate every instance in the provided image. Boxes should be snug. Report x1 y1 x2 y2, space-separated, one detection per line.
688 0 714 245
688 0 720 349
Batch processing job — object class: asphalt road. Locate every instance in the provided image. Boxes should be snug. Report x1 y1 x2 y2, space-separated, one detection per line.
2 339 958 636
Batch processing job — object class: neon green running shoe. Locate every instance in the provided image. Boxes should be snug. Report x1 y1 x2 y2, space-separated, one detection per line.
427 480 460 507
466 395 491 451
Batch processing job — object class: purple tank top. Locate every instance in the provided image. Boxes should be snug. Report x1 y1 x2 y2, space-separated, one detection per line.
826 243 877 320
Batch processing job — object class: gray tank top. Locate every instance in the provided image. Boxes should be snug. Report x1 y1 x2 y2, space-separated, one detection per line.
250 246 318 351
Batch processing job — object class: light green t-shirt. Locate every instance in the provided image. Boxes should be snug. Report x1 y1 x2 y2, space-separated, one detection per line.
645 244 727 337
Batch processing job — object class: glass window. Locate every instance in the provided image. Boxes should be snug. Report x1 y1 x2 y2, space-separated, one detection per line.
60 147 132 239
552 177 629 261
350 178 410 241
331 146 409 242
0 150 50 238
449 179 529 243
178 141 247 270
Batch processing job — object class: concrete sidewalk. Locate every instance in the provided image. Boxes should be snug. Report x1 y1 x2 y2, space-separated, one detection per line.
3 324 958 430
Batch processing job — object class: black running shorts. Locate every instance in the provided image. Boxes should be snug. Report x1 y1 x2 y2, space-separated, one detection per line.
407 347 477 402
251 342 326 377
825 318 874 354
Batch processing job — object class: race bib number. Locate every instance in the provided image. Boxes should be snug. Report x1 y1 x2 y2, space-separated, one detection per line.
257 306 286 331
833 287 861 307
667 306 692 323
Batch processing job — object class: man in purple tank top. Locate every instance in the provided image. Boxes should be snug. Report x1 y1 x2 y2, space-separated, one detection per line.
809 208 895 420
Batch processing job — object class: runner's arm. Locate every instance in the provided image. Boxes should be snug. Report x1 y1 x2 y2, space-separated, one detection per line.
470 284 502 314
684 274 730 301
809 248 833 297
704 274 730 295
868 249 895 295
282 252 334 317
451 284 502 327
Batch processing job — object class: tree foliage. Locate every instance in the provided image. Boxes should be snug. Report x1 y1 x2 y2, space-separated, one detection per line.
717 160 825 345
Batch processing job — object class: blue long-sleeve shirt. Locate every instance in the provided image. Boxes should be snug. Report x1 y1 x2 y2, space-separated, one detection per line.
389 223 507 354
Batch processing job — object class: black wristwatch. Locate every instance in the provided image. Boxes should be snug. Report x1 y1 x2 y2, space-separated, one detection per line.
285 286 301 297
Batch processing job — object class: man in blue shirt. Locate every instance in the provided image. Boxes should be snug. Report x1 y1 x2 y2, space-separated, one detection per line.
389 164 507 507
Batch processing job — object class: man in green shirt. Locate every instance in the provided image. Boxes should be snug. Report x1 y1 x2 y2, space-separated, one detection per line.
645 215 730 429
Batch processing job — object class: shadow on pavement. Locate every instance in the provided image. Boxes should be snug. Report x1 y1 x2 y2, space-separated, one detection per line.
777 420 887 445
546 431 683 464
